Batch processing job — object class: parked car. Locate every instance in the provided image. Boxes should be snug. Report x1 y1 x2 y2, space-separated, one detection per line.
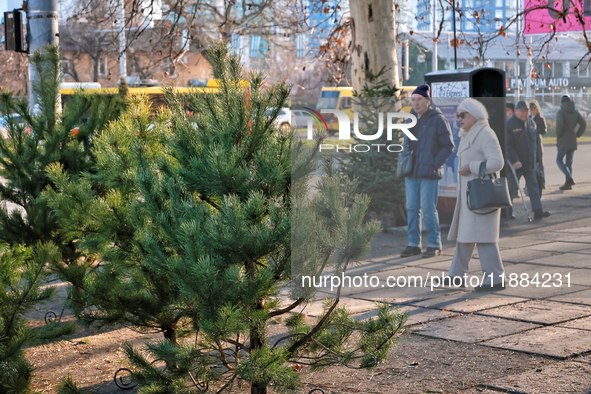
292 109 310 129
266 108 293 132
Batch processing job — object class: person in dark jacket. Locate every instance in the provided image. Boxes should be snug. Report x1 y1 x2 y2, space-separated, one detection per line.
506 100 551 220
556 95 586 190
400 85 454 258
506 102 515 120
529 100 547 196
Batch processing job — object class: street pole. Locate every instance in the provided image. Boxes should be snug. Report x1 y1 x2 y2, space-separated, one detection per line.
433 0 438 72
515 0 520 101
27 0 59 111
526 35 532 100
452 0 457 70
119 0 127 83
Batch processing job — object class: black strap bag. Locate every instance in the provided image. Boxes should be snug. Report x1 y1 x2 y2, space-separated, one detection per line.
396 149 415 178
466 161 512 215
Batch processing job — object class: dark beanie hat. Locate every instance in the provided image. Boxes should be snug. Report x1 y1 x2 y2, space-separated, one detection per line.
506 102 515 111
412 84 430 98
561 95 570 103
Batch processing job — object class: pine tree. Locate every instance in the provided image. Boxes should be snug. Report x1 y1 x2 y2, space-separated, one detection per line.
47 42 406 394
338 67 407 227
45 96 185 340
0 242 67 394
0 45 125 265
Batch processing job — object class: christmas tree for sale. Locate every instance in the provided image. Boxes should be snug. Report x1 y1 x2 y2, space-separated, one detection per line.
338 67 407 227
109 43 406 394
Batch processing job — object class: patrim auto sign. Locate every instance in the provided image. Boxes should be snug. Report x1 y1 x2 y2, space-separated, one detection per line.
510 77 570 89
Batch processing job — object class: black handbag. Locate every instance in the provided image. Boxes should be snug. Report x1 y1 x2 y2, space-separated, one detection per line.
467 161 512 215
397 149 415 178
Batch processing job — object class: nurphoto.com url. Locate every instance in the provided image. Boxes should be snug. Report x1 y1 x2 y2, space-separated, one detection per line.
301 272 572 292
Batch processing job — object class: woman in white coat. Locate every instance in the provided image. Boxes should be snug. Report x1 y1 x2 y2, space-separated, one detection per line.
447 98 506 291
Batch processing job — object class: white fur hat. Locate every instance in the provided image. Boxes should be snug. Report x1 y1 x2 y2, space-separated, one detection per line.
457 98 489 120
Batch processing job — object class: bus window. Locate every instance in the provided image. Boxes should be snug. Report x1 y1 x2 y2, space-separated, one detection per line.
339 96 352 110
316 91 339 109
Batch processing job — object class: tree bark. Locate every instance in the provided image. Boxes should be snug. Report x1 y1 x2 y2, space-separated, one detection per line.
350 0 400 92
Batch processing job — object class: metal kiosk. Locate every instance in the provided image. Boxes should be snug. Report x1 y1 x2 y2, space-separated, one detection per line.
423 68 507 224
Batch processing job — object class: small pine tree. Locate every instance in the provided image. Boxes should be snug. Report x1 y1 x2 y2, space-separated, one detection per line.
338 67 407 227
47 42 406 394
45 96 185 341
0 45 125 265
0 243 61 394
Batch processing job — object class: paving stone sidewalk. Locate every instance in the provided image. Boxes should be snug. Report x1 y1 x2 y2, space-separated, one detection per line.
296 182 591 393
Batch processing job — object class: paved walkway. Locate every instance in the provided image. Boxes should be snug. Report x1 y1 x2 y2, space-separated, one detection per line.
298 180 591 393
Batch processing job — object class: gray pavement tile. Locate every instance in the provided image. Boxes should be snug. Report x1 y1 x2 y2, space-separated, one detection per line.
287 297 381 317
499 235 558 250
520 253 591 269
480 326 591 358
550 288 591 305
417 258 480 273
499 248 556 263
552 226 591 234
496 282 590 299
351 305 461 326
557 316 591 330
476 300 591 325
482 361 591 394
414 314 540 343
524 241 591 253
345 282 463 303
412 292 528 313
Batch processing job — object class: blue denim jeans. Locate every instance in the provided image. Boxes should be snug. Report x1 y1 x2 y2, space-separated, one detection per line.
556 149 574 180
513 169 543 211
405 177 441 249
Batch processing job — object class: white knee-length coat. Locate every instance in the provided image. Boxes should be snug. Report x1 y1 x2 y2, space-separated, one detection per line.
447 119 504 243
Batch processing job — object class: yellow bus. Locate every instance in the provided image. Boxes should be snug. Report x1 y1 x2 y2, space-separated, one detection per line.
315 85 416 133
60 79 249 108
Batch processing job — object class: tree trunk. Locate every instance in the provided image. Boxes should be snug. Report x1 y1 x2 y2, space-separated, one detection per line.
163 324 177 344
350 0 400 92
92 54 100 83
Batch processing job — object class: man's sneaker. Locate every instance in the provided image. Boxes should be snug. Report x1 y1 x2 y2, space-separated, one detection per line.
422 247 442 258
559 182 572 191
400 246 422 257
474 282 506 292
533 209 551 220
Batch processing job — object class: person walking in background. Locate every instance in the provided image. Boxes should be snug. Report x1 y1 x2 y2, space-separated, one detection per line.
506 102 515 120
556 95 586 191
506 101 551 220
529 100 547 197
400 85 454 258
448 98 505 291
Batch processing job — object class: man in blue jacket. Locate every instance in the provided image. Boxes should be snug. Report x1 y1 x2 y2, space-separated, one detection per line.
506 100 551 220
400 85 455 258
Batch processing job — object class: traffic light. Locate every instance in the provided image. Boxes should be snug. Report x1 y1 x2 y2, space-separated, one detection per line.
4 10 27 53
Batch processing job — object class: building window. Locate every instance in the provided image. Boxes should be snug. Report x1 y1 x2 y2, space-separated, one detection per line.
578 64 590 77
296 33 307 58
249 35 268 58
231 32 240 55
555 62 563 78
61 58 72 76
98 57 108 78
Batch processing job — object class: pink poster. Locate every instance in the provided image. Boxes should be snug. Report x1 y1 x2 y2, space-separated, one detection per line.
524 0 591 35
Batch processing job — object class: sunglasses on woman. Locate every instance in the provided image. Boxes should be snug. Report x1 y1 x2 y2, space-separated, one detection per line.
456 112 468 119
